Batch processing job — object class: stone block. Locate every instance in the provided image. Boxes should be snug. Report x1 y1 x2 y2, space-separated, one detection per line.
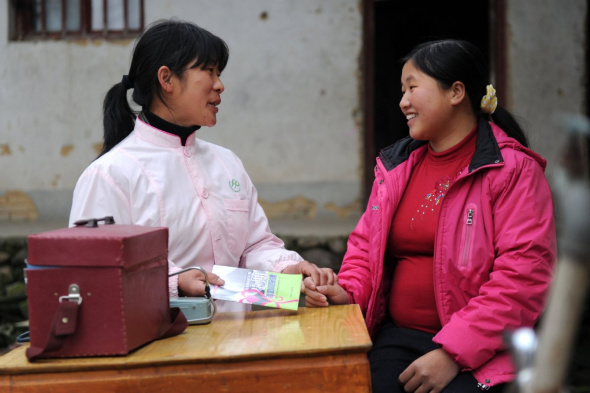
5 281 26 298
0 265 13 288
0 251 10 265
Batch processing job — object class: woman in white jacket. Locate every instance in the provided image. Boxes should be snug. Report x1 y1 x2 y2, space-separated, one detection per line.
69 18 333 311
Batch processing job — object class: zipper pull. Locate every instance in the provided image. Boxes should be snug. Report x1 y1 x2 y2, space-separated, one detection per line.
466 209 473 225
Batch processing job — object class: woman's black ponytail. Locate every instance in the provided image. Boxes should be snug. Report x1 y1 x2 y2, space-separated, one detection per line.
489 106 528 148
99 80 136 157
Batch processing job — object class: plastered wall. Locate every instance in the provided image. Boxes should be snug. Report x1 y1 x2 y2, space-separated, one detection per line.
0 0 587 225
506 0 587 181
0 0 363 222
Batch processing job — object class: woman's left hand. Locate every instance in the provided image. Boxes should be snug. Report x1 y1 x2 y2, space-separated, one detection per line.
398 348 460 393
282 261 337 288
177 269 225 297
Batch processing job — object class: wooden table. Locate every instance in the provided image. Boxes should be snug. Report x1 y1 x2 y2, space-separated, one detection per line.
0 304 372 392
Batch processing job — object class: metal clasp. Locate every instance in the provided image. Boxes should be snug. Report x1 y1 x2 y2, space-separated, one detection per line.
59 284 82 305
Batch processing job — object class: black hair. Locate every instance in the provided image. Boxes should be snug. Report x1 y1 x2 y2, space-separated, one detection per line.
402 39 528 147
100 18 230 157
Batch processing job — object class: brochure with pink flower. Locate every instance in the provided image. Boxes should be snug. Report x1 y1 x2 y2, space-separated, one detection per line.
211 265 302 311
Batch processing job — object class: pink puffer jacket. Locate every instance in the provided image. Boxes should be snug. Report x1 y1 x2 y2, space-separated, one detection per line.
338 120 557 388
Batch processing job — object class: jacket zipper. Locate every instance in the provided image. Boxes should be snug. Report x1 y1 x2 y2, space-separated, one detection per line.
461 208 474 267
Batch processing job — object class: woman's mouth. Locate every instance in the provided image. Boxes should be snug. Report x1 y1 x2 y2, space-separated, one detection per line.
208 101 220 113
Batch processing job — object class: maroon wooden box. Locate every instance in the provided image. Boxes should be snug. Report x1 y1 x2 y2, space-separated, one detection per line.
26 223 171 359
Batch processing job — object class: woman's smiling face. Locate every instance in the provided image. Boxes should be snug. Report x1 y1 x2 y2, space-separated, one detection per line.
399 61 454 144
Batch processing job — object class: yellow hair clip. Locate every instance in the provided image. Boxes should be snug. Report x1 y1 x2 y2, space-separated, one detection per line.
480 84 498 115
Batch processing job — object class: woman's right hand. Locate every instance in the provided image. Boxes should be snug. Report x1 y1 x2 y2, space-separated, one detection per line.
303 277 350 307
178 269 225 297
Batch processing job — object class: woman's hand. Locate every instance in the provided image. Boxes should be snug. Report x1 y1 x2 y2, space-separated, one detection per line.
399 348 460 393
303 277 351 307
282 261 348 306
282 260 337 287
177 269 225 297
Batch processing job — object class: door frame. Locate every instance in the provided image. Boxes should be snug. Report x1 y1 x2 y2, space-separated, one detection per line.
360 0 507 201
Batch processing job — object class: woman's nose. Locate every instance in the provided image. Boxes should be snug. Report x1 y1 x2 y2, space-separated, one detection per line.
399 93 408 109
215 77 225 93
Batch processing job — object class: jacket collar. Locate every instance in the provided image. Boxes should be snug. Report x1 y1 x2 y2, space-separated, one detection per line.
379 117 503 173
134 116 198 148
469 117 504 172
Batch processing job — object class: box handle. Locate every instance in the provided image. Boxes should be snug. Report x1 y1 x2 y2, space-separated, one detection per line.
73 216 115 227
26 284 82 361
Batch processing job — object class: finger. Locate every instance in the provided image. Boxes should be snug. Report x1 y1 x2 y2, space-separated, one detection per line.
315 268 329 286
304 290 329 307
303 284 328 303
415 384 433 393
398 365 413 385
316 284 342 297
308 265 322 285
305 297 329 307
299 262 318 278
302 276 317 291
297 261 311 274
206 272 225 286
400 368 420 393
320 268 336 286
402 377 421 393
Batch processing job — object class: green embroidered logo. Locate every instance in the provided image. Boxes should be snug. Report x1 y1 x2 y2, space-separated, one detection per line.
229 179 240 192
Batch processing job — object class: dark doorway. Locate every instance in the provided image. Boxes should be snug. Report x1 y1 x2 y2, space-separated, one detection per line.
362 0 499 200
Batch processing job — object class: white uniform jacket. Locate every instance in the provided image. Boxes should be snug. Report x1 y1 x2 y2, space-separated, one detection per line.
69 118 303 311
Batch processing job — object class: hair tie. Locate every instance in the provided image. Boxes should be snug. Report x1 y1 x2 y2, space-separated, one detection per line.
122 74 133 90
480 84 498 115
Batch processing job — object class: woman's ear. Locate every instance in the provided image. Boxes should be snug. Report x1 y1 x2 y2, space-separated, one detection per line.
157 66 174 93
449 81 467 106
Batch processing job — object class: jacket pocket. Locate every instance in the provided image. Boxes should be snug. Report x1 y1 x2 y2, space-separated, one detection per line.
223 199 250 258
459 204 477 269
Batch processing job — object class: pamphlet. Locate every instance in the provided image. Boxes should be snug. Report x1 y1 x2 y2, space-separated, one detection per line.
211 265 302 311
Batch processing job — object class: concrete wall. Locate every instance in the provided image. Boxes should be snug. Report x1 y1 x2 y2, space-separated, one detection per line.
506 0 587 182
0 0 363 223
0 0 587 226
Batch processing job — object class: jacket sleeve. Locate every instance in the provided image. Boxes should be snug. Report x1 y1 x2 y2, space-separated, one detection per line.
69 164 182 298
337 212 372 312
69 166 133 227
337 176 383 314
234 161 304 273
433 155 557 370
